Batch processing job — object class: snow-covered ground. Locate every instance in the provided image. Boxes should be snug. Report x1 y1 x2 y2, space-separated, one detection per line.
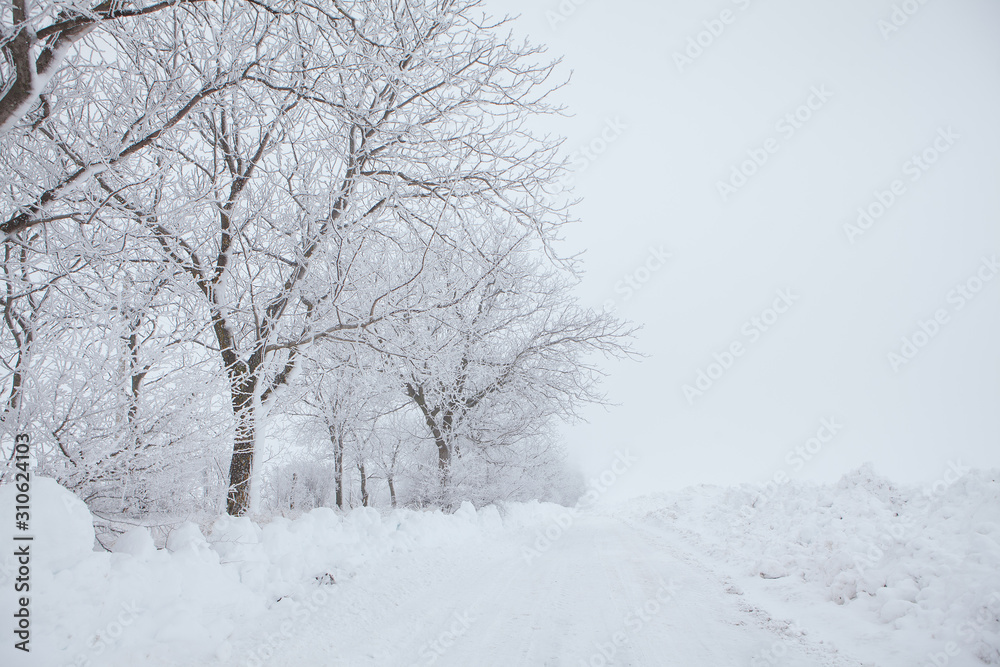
2 466 998 666
614 464 1000 667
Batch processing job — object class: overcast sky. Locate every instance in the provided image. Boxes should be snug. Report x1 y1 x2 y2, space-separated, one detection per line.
484 0 1000 500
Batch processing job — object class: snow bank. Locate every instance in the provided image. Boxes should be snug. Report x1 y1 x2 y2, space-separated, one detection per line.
618 464 1000 665
0 479 542 667
0 477 94 572
11 470 994 666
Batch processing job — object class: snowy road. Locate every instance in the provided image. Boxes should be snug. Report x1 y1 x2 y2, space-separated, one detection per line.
241 515 869 667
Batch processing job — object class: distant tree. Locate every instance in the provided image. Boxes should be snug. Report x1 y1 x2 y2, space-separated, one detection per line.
283 343 402 509
391 236 634 501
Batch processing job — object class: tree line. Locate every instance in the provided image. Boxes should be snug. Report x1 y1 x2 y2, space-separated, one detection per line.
0 0 632 519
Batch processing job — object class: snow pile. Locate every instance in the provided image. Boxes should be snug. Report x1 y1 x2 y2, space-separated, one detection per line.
0 479 548 667
0 477 94 571
619 464 1000 664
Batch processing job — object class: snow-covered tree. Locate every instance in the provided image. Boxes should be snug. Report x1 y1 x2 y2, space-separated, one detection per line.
388 235 633 503
0 0 625 518
280 343 403 509
22 252 229 516
140 0 572 515
0 0 214 141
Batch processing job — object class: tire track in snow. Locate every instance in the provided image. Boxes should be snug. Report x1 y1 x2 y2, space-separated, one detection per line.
239 513 875 666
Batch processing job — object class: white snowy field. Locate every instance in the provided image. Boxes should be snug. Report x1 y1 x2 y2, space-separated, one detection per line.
2 467 998 667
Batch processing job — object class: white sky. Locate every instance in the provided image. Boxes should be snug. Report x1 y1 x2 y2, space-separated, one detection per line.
485 0 1000 500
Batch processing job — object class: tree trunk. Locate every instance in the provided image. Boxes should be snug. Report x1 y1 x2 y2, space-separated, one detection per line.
359 461 369 507
405 382 452 489
331 426 344 508
226 384 256 516
1 334 28 431
436 437 450 487
120 307 148 456
1 243 31 437
388 475 396 508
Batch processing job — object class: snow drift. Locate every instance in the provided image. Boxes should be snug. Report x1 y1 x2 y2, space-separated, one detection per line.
3 467 999 666
0 477 558 666
618 463 1000 666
